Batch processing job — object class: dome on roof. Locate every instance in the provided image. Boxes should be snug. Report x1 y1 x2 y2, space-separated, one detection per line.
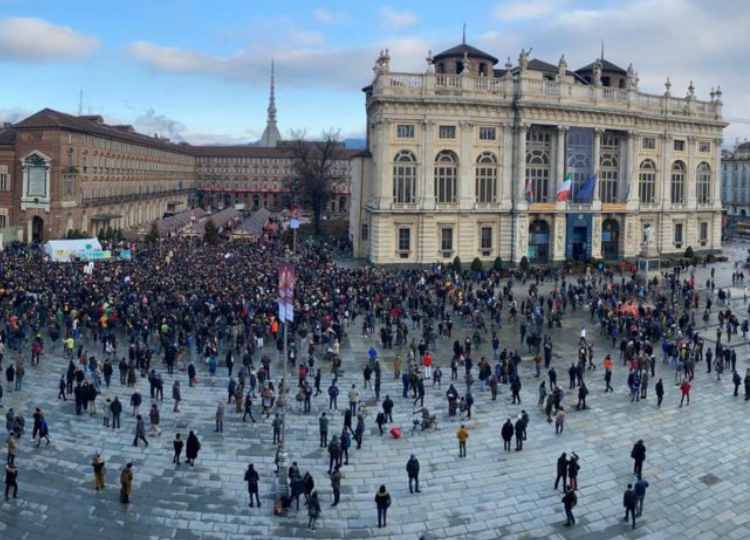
433 43 498 65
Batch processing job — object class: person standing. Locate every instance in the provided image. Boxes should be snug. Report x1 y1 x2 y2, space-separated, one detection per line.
330 465 342 506
603 354 614 392
173 433 184 465
327 435 341 474
186 431 201 466
348 384 359 416
568 453 580 490
110 396 122 430
623 484 637 529
631 439 646 478
5 463 18 501
149 403 161 436
457 424 469 457
305 489 321 530
501 419 513 452
562 487 577 526
514 416 525 451
119 463 133 504
172 380 181 412
374 485 391 528
655 378 664 408
319 412 328 448
92 454 105 491
244 463 260 507
406 454 420 493
272 414 283 445
554 452 568 490
7 435 16 465
679 379 691 407
215 402 224 433
133 415 148 447
733 370 742 397
634 476 649 517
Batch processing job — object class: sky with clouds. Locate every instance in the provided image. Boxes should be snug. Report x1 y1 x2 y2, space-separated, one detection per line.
0 0 748 146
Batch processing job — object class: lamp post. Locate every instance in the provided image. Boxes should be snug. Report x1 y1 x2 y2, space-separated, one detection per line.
275 263 296 506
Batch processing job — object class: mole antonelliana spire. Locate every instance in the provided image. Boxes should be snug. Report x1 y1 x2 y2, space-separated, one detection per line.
258 59 281 146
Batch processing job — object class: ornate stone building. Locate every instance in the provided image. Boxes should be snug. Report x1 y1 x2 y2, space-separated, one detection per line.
350 43 727 264
721 141 750 216
0 109 194 242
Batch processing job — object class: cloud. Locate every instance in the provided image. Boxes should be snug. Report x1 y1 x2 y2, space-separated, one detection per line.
128 41 221 74
380 6 418 29
128 35 431 90
0 17 98 62
129 107 258 145
494 0 559 21
313 8 347 24
0 107 31 126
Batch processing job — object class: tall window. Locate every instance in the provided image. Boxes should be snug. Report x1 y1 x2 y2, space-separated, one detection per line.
434 151 458 204
638 160 656 204
398 227 411 255
480 226 493 253
696 162 711 205
479 127 496 141
700 222 709 245
642 137 656 150
600 154 619 203
24 153 49 198
526 150 550 203
393 150 417 204
440 226 453 252
0 165 9 191
475 152 497 203
671 161 686 204
526 127 552 203
674 222 684 247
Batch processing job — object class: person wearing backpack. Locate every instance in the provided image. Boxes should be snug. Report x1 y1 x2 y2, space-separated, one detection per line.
374 484 391 528
562 487 577 526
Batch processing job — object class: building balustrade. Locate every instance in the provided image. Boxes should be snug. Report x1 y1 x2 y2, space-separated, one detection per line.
372 72 722 121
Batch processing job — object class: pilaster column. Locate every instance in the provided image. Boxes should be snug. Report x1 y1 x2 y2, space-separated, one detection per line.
421 121 435 208
555 125 568 209
500 124 513 209
626 131 640 208
660 134 673 208
592 128 603 204
713 137 723 210
459 120 475 209
373 119 391 209
514 123 528 210
686 135 697 209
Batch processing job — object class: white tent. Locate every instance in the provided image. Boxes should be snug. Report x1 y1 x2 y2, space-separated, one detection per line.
44 238 103 262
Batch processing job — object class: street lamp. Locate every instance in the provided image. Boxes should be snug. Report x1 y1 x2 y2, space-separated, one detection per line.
275 263 296 509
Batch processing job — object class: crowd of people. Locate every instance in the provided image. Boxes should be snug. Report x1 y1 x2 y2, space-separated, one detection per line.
0 232 748 533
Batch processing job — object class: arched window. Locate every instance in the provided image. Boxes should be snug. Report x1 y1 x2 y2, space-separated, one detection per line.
526 150 550 203
599 153 619 203
697 162 711 205
671 161 686 204
393 150 417 204
434 150 458 204
475 152 497 204
638 160 656 204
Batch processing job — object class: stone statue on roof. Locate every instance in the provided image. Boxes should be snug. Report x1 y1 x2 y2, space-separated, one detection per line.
519 48 531 71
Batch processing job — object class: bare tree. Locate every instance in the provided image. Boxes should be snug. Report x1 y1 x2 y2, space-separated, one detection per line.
285 129 345 236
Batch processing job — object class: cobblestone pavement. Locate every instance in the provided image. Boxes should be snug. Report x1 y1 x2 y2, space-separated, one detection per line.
2 245 750 540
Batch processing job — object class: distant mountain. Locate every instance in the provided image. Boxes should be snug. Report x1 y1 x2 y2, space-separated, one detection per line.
344 137 366 149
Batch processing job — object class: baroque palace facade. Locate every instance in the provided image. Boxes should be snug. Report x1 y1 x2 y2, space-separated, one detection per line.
349 43 728 264
0 64 354 242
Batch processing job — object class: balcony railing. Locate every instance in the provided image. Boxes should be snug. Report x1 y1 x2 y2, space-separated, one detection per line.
371 72 722 121
82 188 191 207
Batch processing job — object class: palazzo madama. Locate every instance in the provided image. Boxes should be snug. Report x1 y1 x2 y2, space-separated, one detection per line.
349 41 728 265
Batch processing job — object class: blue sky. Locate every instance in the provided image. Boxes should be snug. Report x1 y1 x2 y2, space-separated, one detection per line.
0 0 748 145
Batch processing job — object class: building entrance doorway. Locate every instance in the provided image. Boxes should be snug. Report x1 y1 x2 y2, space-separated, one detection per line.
31 216 44 243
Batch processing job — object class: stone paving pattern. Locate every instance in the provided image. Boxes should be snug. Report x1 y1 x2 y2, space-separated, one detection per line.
2 246 750 540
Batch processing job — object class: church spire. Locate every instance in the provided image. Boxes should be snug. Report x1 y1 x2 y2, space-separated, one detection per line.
258 59 281 147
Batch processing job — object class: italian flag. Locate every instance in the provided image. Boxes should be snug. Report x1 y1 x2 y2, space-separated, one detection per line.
556 174 573 202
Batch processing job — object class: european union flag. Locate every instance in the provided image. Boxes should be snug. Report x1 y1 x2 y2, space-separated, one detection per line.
575 174 597 202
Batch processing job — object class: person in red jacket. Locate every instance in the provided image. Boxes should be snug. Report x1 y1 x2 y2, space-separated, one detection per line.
422 352 433 380
679 379 691 407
